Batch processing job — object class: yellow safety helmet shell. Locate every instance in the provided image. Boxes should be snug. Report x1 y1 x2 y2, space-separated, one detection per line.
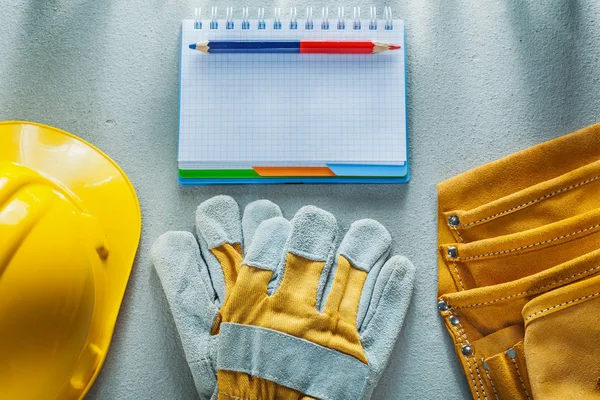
0 121 141 400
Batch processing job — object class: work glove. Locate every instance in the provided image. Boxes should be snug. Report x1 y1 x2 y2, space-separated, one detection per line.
151 195 286 399
215 205 416 400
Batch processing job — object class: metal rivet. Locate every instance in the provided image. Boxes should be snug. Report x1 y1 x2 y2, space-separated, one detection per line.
449 315 460 326
437 300 448 311
482 361 490 371
461 344 473 356
447 246 458 258
448 215 460 226
506 348 517 359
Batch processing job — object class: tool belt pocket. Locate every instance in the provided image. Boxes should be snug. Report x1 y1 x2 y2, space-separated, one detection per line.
442 160 600 244
481 341 532 400
522 275 600 400
440 207 600 291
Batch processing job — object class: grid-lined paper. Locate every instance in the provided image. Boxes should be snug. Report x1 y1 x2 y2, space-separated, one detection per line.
178 19 406 169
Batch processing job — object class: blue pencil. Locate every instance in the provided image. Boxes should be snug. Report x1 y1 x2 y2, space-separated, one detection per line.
188 40 400 54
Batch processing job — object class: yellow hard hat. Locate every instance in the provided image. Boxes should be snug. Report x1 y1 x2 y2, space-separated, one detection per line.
0 121 141 400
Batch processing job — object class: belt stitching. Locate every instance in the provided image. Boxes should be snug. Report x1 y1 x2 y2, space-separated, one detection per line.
460 174 600 228
509 357 531 400
451 316 488 400
456 223 600 261
451 224 465 243
524 290 600 321
453 261 467 291
481 357 499 400
452 264 600 309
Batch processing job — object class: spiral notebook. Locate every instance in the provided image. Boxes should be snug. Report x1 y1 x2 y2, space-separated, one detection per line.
178 7 408 185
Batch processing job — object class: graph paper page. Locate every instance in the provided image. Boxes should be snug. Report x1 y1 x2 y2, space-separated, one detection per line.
178 19 406 167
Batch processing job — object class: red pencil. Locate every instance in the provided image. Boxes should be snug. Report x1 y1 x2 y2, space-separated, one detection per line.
189 40 401 54
299 41 401 54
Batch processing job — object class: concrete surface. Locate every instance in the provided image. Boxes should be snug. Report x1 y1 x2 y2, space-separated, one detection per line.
1 1 599 399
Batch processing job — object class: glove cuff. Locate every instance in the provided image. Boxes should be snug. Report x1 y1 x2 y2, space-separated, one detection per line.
217 323 374 400
217 370 314 400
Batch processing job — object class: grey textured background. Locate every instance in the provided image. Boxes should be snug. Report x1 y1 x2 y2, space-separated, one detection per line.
1 1 599 399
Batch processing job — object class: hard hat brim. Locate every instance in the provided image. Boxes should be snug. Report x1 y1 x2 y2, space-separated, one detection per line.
0 121 142 399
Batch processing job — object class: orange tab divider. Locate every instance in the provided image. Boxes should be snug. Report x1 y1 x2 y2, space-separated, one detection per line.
252 166 336 177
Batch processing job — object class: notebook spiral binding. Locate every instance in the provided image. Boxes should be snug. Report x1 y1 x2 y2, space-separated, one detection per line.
193 6 395 31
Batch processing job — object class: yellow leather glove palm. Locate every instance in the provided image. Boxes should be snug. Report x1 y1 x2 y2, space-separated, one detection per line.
215 206 416 400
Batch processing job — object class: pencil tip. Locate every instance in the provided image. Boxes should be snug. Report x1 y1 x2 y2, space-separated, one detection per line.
390 44 401 50
189 43 197 50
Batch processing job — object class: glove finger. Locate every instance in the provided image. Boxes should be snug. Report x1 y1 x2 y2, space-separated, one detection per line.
196 195 243 306
243 216 291 294
276 205 338 305
242 199 283 254
321 219 392 326
359 255 415 373
151 231 219 398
